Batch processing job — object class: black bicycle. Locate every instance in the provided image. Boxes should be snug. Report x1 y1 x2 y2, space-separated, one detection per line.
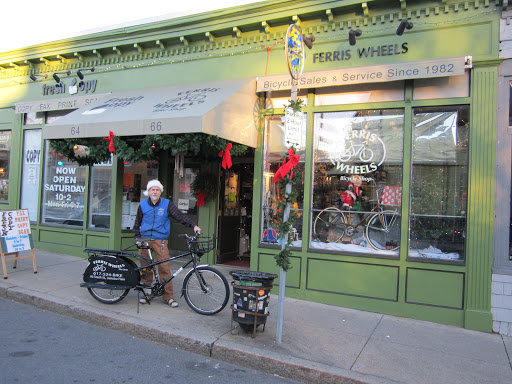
80 234 229 315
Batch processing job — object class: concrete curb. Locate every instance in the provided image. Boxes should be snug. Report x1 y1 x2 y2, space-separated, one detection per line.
0 284 397 384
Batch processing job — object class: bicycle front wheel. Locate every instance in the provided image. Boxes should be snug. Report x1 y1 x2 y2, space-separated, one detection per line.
183 266 229 315
365 210 401 251
313 207 346 243
88 284 129 304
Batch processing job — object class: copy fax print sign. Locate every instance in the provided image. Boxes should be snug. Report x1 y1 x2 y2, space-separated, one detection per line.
0 209 32 253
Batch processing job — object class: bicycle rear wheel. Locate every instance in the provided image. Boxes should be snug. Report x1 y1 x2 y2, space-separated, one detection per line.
88 284 129 304
365 210 400 251
183 266 229 315
313 207 346 243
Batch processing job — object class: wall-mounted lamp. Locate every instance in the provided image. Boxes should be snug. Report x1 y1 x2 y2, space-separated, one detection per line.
52 70 72 83
302 35 315 49
29 74 48 81
349 29 362 46
396 19 413 36
77 67 95 80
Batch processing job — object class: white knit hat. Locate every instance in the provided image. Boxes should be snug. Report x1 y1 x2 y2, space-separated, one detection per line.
143 179 164 196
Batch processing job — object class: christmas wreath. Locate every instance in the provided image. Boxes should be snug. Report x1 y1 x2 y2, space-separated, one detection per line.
191 171 218 207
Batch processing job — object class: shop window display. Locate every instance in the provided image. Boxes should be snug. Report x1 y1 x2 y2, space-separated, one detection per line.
310 110 404 256
0 131 11 202
41 143 87 226
88 159 113 229
121 161 159 229
21 130 41 221
409 106 469 261
261 115 305 247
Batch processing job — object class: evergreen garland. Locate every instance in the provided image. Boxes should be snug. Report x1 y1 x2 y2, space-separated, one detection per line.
274 149 300 272
49 138 111 166
49 133 249 165
287 98 304 112
273 98 304 271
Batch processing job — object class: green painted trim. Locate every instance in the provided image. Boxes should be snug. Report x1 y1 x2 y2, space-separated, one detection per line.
464 66 497 321
110 158 124 250
464 308 493 332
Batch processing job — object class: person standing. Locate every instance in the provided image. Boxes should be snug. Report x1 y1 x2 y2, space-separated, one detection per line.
133 179 201 307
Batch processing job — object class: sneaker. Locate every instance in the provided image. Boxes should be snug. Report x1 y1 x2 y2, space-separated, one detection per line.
139 288 152 304
167 299 179 308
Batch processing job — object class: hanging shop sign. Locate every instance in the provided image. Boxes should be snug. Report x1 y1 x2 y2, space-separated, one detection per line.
15 93 110 114
285 23 305 80
256 56 468 92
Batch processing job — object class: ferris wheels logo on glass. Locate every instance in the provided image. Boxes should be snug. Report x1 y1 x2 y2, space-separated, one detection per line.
329 129 387 175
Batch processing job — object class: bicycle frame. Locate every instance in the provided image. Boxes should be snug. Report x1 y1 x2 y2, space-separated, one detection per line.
82 234 230 315
136 247 209 299
340 204 381 232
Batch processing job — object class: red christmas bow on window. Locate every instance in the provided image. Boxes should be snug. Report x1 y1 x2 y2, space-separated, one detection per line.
104 131 116 154
196 190 206 207
218 143 233 169
274 147 300 184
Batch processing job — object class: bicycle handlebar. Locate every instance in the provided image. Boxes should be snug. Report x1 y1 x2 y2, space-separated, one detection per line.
177 231 201 240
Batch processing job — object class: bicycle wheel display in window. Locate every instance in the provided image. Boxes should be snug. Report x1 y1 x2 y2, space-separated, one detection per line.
365 210 401 251
313 207 347 243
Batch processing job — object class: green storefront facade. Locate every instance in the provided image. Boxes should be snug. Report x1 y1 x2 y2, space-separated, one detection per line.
0 0 503 332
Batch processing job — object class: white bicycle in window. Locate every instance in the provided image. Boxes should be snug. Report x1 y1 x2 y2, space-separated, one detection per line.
313 188 400 251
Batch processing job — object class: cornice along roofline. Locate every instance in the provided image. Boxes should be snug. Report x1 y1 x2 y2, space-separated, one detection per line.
0 0 502 83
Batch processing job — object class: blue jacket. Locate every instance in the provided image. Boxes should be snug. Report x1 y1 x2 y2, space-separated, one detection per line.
139 198 171 240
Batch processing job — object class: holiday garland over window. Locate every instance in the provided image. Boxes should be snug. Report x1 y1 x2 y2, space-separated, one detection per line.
49 134 248 166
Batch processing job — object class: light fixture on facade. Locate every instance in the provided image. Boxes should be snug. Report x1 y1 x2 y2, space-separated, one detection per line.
396 19 413 35
349 29 362 46
52 70 72 83
77 67 95 80
303 35 315 49
29 74 48 81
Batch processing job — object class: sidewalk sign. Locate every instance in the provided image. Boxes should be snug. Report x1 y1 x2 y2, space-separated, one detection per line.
0 209 37 279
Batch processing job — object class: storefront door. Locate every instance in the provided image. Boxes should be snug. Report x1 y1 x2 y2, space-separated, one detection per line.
217 163 253 265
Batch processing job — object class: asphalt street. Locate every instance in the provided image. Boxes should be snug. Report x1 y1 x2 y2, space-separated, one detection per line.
0 298 299 384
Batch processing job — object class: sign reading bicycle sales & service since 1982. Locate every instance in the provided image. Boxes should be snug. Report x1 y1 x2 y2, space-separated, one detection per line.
256 57 468 92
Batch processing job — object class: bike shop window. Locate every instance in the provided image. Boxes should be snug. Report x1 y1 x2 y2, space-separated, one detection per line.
0 131 12 203
121 160 159 229
21 129 42 221
310 109 404 257
88 158 113 230
409 105 469 262
41 143 87 227
261 115 306 247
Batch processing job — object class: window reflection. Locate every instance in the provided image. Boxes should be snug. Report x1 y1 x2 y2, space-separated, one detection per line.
410 106 469 261
261 115 305 246
310 110 404 256
88 159 113 229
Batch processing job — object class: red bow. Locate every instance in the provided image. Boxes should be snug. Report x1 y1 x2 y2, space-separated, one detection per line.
274 148 300 184
197 190 206 207
218 143 233 169
104 131 116 154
